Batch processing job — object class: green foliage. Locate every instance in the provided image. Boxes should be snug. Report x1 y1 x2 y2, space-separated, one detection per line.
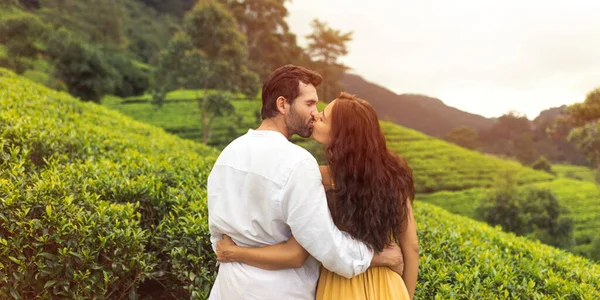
137 0 196 17
561 87 600 169
415 202 600 299
46 32 117 103
101 47 151 98
181 0 259 96
590 235 600 262
419 178 600 259
305 19 353 102
381 121 555 193
104 90 261 150
531 156 553 174
0 69 219 298
218 0 307 80
0 12 48 73
3 69 600 298
152 0 259 144
444 126 479 150
553 164 597 183
475 171 529 235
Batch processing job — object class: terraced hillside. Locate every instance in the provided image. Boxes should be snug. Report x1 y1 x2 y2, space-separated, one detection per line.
3 68 599 299
418 178 600 257
104 93 555 193
380 122 556 192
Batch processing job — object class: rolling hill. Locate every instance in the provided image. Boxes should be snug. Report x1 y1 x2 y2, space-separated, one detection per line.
340 73 496 137
102 85 600 261
2 68 599 299
104 91 554 193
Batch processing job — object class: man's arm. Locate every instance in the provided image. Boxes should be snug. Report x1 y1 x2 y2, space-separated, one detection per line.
282 158 375 278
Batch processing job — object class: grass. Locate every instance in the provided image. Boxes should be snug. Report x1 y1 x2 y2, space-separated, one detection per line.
554 163 598 183
104 91 262 148
0 45 6 59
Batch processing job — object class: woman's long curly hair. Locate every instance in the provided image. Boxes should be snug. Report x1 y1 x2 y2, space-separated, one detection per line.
326 92 415 253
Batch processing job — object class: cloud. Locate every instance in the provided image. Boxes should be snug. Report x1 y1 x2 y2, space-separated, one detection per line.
286 0 600 118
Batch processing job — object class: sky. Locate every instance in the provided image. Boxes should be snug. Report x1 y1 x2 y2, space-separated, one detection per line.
285 0 600 119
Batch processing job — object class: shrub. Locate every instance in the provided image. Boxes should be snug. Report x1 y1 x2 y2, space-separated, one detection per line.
46 30 117 103
532 156 554 174
0 69 218 298
475 172 574 250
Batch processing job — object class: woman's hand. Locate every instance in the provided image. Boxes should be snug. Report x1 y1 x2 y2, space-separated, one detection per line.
216 235 238 262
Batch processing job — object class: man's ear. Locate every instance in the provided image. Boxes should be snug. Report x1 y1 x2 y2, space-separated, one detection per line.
276 96 288 114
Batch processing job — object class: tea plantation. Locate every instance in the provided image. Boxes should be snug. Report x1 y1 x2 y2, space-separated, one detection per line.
2 69 599 298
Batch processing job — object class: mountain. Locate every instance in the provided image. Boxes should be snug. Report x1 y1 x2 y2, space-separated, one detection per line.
340 73 496 137
535 105 568 121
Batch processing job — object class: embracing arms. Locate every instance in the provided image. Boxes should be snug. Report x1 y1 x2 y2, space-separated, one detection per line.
215 162 404 278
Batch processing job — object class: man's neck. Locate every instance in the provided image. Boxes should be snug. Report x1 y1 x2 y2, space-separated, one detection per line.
257 118 290 139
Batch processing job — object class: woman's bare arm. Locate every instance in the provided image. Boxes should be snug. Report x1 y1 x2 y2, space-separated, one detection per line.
319 165 334 191
216 235 309 270
399 199 419 299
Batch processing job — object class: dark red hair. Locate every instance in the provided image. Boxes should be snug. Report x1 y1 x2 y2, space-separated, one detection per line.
326 92 415 253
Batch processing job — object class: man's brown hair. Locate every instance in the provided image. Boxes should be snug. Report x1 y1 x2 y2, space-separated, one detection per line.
261 64 323 119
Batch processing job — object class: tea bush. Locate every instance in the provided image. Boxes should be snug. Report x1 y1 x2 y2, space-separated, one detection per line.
0 69 218 298
3 69 599 298
415 202 600 299
380 122 555 193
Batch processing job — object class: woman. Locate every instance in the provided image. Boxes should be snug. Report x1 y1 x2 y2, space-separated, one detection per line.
215 92 419 299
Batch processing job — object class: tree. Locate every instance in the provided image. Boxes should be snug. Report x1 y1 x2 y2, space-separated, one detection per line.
444 126 479 150
0 13 48 74
560 87 600 182
152 0 258 144
18 0 40 10
46 29 118 102
305 19 353 102
138 0 197 17
515 132 536 165
476 171 574 249
478 111 537 164
218 0 306 80
475 170 527 235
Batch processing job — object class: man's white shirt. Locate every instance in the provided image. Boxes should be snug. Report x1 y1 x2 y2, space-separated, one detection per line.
207 129 373 300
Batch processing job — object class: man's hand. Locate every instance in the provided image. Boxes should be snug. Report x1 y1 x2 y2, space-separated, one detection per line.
370 242 404 276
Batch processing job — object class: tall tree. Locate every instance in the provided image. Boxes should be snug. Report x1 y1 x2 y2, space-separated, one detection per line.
218 0 306 80
560 87 600 180
305 19 353 102
152 0 258 144
478 111 536 164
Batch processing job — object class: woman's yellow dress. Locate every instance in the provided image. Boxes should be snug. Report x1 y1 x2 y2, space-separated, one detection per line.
315 265 410 300
318 182 411 299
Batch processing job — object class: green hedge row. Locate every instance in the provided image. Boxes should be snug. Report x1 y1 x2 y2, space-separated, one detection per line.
1 69 218 299
380 121 556 192
415 202 600 299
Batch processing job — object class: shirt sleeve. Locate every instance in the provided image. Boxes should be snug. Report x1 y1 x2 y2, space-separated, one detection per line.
281 158 374 278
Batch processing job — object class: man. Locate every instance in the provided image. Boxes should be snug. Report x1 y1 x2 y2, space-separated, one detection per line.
207 64 403 299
